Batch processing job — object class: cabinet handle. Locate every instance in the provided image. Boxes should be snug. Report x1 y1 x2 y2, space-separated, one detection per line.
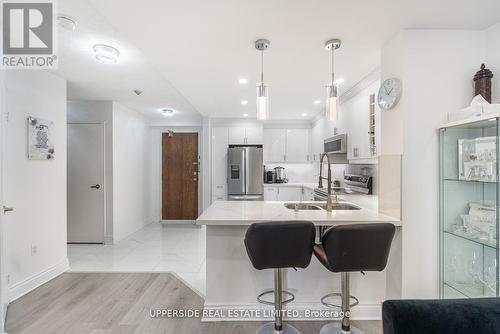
307 154 309 161
284 155 286 161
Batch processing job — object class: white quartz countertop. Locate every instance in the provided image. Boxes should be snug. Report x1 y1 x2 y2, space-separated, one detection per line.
196 199 401 226
263 182 318 190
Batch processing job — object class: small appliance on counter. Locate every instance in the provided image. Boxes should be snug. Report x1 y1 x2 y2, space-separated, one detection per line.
264 169 275 184
274 166 288 183
314 173 372 200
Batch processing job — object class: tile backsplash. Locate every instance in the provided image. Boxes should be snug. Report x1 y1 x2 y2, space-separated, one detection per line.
264 162 378 195
264 163 317 183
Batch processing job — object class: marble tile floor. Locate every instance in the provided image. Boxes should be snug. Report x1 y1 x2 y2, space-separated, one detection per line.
67 222 207 296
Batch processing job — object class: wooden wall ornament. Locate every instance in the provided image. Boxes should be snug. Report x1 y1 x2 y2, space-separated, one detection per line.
474 64 493 103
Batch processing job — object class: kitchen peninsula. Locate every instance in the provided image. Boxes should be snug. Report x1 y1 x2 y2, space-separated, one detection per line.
196 198 401 321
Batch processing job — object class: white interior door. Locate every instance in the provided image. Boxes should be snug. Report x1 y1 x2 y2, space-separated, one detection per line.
67 123 105 243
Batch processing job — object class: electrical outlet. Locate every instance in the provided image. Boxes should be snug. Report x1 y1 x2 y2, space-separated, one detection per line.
31 244 38 256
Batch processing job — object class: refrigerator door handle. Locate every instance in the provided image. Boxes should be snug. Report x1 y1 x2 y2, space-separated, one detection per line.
244 147 248 194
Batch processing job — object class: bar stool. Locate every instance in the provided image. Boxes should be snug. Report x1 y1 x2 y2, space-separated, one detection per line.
245 221 316 334
314 223 395 334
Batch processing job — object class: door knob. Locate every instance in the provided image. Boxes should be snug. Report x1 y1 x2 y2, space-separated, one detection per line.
3 206 14 213
90 184 101 189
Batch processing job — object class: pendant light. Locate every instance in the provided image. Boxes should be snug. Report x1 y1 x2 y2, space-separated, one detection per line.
325 39 341 121
255 39 270 120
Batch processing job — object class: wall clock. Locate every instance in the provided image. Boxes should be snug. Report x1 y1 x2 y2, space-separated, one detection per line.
378 78 402 111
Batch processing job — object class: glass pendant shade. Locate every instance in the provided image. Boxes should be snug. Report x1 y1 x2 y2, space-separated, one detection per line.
256 82 269 120
326 84 338 121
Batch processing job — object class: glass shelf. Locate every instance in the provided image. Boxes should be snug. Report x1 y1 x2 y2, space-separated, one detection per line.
439 117 499 299
443 178 497 184
444 230 497 249
443 281 494 298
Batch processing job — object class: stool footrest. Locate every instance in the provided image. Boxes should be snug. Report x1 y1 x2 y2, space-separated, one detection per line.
320 292 359 309
257 289 295 306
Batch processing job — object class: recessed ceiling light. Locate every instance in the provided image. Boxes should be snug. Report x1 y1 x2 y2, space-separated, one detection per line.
334 78 344 85
243 113 249 117
238 78 248 85
241 100 248 105
160 108 175 116
313 100 321 105
301 113 308 117
93 44 119 63
57 15 77 31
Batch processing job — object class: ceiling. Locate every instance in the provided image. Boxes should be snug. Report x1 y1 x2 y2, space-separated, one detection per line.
55 0 201 125
57 0 500 121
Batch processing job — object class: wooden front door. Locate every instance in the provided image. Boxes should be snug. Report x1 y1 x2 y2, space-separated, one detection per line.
162 133 199 220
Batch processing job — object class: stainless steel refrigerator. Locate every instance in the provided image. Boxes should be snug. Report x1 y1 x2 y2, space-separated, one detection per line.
227 145 264 200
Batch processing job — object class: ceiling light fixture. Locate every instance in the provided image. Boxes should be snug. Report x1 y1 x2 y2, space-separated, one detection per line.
243 113 249 117
160 108 175 116
325 38 341 121
255 39 270 121
313 100 321 105
57 15 77 31
93 44 120 63
301 113 308 117
241 100 248 105
238 78 248 85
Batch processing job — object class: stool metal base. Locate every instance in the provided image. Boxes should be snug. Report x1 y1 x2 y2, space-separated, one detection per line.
319 322 364 334
256 322 301 334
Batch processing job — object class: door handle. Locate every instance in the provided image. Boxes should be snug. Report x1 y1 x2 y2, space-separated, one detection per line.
90 184 101 189
3 206 13 213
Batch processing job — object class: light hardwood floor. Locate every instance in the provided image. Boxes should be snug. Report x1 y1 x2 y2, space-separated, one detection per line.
6 273 381 334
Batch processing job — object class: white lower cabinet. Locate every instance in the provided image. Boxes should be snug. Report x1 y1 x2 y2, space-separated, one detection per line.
277 187 302 201
303 188 314 201
265 186 311 201
212 195 227 202
264 187 278 201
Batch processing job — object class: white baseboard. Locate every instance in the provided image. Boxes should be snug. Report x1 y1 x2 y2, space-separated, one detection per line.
104 235 114 245
8 258 69 302
201 302 381 322
160 220 198 226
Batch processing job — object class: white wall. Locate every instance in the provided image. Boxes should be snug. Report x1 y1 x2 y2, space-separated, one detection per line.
486 22 500 103
380 29 486 299
67 101 114 243
0 69 5 329
68 101 153 243
4 70 68 301
112 102 152 242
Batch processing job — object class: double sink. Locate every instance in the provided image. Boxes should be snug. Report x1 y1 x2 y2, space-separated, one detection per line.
284 202 361 211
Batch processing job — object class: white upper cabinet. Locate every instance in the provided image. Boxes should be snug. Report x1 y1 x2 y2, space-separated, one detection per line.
311 121 323 162
211 127 229 196
342 79 380 162
285 129 310 162
228 127 246 145
228 127 263 145
263 128 310 163
245 127 263 145
263 129 286 162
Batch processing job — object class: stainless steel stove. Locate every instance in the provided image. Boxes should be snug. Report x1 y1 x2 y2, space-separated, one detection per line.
314 173 372 201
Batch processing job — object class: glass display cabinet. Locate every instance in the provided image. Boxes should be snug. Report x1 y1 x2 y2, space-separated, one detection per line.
439 116 499 298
